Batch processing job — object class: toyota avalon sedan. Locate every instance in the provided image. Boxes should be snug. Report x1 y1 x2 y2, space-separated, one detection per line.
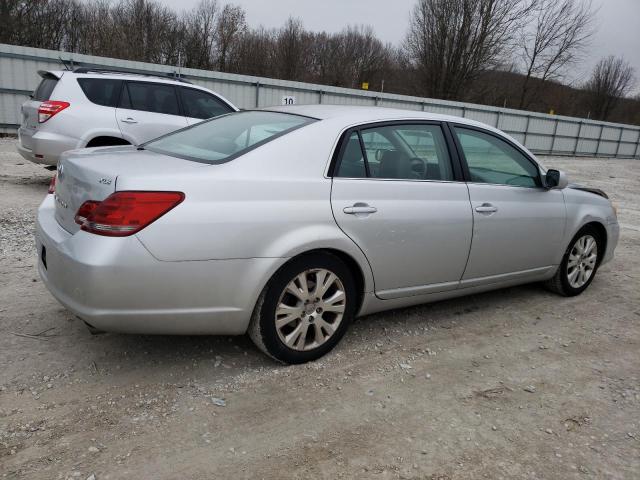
36 105 619 363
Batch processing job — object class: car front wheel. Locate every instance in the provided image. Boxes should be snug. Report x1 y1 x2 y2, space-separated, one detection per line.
248 252 356 364
545 226 602 296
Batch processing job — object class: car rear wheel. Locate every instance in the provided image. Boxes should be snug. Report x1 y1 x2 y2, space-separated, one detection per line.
248 252 356 364
545 226 602 296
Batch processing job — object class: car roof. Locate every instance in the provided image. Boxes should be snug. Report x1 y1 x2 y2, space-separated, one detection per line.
264 104 539 163
266 104 487 128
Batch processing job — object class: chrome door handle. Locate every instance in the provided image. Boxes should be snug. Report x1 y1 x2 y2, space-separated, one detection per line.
121 117 138 124
475 203 498 214
343 204 377 215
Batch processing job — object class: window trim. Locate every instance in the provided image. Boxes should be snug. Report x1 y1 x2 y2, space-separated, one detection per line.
447 122 545 189
178 86 235 119
328 120 465 182
119 80 182 117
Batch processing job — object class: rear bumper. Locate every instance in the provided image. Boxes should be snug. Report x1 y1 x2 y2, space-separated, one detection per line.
17 128 80 166
36 195 284 335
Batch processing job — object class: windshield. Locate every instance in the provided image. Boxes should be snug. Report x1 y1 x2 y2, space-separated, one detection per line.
145 111 316 164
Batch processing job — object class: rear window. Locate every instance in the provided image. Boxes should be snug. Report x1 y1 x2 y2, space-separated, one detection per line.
33 77 58 101
77 78 122 107
180 87 233 119
145 111 316 164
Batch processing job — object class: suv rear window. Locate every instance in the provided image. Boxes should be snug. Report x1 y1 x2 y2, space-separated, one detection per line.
33 77 58 101
145 111 316 164
180 87 232 119
77 78 123 107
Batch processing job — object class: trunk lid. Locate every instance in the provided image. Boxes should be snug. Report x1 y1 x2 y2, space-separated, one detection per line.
54 146 203 233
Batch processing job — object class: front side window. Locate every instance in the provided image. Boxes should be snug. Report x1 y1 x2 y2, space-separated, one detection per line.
77 78 122 107
122 82 180 116
145 111 315 164
181 88 232 119
454 127 541 187
336 123 453 181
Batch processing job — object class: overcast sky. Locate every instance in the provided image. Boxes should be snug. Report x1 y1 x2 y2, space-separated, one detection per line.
157 0 639 91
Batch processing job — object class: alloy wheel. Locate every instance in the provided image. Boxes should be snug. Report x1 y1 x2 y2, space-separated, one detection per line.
567 234 598 289
274 268 346 351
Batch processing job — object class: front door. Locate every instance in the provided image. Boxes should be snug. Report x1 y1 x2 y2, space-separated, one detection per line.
331 122 473 299
451 126 566 283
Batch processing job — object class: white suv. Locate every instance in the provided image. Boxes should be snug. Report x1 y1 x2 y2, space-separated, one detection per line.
17 68 237 166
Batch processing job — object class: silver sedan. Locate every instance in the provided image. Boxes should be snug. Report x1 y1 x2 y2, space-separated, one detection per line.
36 106 619 363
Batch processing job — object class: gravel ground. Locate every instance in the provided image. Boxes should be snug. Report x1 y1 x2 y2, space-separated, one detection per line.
1 138 639 479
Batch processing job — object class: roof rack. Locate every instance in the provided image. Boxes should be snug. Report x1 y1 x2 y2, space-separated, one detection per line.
72 66 192 84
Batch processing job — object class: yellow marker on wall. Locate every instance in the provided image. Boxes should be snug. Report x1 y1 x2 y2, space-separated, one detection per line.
361 82 369 90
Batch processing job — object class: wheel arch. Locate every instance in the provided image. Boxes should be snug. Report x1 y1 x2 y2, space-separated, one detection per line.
580 221 607 261
263 247 370 317
85 136 131 148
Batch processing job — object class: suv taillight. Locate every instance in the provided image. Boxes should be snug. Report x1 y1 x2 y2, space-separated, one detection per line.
38 101 70 123
75 191 184 237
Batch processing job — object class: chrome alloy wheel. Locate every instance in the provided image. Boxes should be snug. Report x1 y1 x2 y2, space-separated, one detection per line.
275 269 346 351
567 234 598 289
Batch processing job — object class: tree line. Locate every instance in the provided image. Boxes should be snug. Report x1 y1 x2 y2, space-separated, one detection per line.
1 0 637 124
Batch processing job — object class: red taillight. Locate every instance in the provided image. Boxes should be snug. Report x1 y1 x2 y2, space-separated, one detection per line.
38 101 70 123
75 191 184 237
48 174 56 194
74 200 100 225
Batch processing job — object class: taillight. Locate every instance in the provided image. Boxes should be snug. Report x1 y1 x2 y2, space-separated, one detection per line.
48 174 56 194
38 101 70 123
75 191 184 237
74 200 100 225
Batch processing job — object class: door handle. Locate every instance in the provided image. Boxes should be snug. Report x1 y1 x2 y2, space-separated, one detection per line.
121 117 138 124
343 204 377 215
475 203 498 214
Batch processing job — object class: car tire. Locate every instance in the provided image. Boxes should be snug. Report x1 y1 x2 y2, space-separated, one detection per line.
248 252 357 364
544 225 602 297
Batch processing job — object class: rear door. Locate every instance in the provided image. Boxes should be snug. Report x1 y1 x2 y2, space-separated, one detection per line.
115 81 187 144
19 72 60 151
330 122 473 299
179 87 234 125
451 125 566 283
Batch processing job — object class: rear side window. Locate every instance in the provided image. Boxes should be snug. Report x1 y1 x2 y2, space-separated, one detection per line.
77 78 122 107
32 78 58 101
121 82 180 116
336 123 454 181
180 88 232 119
335 132 367 178
145 111 316 164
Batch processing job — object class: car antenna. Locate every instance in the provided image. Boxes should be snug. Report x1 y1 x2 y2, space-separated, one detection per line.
58 56 73 71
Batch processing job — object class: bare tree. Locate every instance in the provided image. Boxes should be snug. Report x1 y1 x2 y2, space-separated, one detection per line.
273 17 313 81
404 0 536 100
215 4 246 72
181 0 219 69
517 0 594 109
584 56 635 121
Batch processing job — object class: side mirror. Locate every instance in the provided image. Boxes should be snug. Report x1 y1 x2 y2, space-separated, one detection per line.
545 169 568 189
